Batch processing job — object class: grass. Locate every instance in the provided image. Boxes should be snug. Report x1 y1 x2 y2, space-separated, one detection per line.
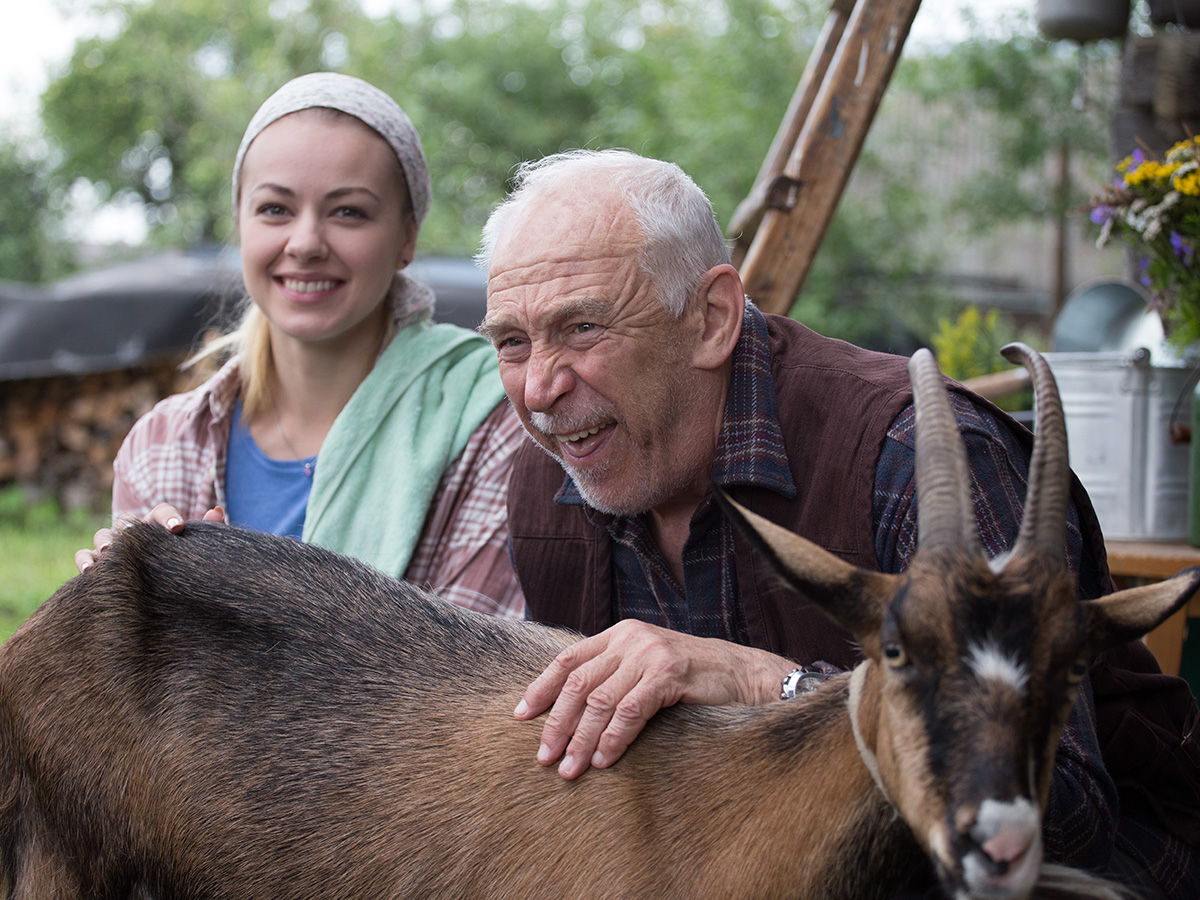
0 489 105 643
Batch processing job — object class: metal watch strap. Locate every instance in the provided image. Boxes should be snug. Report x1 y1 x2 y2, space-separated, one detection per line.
780 666 825 700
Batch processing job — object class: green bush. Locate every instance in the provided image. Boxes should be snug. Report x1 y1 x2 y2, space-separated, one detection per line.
0 486 105 642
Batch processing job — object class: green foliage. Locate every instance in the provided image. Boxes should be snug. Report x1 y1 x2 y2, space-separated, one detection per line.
0 140 68 282
39 0 819 255
897 29 1118 232
0 486 104 643
931 305 1012 382
930 304 1035 411
41 0 373 244
31 0 1119 348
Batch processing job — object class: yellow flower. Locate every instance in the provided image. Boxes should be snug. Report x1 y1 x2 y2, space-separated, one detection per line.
1175 170 1200 197
1125 160 1179 188
1167 137 1200 163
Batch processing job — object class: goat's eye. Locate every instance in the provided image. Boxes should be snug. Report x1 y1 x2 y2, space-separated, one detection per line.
883 642 908 668
1067 661 1087 685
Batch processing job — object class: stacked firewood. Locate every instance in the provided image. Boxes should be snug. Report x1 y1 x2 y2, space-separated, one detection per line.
0 358 196 513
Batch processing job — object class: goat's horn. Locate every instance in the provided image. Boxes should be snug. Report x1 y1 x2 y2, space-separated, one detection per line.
1001 342 1068 564
909 348 983 556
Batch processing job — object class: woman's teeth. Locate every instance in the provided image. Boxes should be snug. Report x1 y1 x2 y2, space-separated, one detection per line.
283 279 337 293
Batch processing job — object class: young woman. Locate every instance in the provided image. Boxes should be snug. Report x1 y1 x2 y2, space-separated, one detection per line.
79 72 524 617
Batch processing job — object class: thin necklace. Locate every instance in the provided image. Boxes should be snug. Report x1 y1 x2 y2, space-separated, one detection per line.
270 395 315 477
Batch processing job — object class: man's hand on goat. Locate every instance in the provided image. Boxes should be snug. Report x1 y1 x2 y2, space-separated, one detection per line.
76 505 226 574
514 619 794 780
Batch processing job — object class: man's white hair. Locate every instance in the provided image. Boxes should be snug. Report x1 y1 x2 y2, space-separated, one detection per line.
476 149 731 317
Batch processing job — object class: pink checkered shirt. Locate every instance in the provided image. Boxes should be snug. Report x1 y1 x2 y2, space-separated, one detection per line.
113 356 526 618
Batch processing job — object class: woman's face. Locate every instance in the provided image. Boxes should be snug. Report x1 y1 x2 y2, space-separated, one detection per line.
236 110 417 350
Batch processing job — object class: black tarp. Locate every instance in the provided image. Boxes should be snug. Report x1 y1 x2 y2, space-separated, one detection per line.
0 251 489 382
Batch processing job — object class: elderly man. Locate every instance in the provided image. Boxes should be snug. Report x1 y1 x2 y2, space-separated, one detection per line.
478 149 1196 897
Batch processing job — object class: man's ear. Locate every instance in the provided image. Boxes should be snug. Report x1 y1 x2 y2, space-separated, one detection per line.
691 264 745 371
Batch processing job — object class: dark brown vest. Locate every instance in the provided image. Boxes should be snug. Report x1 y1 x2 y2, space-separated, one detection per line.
507 314 1112 668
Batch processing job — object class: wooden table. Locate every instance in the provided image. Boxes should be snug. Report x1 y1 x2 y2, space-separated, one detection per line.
1106 540 1200 676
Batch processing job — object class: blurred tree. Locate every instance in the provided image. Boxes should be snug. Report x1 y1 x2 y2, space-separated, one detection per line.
41 0 373 245
34 0 1116 351
0 140 64 282
39 0 820 255
909 31 1117 228
345 0 825 254
794 18 1118 349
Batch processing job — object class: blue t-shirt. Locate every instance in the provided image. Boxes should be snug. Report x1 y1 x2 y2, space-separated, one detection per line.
224 397 316 540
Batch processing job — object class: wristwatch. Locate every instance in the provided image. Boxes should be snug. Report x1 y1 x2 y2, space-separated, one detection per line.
780 666 826 700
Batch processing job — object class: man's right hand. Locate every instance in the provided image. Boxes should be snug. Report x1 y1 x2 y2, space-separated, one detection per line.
75 505 225 574
513 618 794 780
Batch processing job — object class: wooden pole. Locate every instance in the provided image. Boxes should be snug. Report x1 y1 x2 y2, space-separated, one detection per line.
737 0 923 315
729 0 856 267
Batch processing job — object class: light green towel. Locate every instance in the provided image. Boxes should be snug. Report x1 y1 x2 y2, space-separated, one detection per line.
302 320 505 577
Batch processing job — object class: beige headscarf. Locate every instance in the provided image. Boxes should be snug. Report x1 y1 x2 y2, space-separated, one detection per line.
231 71 435 327
232 72 431 227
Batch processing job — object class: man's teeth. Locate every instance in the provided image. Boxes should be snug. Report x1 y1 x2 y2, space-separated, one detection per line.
283 279 337 293
561 426 602 442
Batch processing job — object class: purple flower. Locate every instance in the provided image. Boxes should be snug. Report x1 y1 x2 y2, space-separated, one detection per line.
1090 205 1114 224
1171 231 1194 265
1139 254 1153 287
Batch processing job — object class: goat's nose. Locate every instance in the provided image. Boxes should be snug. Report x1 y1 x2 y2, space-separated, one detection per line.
969 797 1038 864
960 796 1042 899
979 820 1034 868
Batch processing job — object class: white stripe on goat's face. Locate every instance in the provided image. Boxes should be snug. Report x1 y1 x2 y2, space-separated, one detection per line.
966 642 1029 694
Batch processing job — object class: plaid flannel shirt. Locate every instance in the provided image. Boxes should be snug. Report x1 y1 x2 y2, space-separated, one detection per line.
112 356 525 619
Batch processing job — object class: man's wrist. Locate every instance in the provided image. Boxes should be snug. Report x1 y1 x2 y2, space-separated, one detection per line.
779 661 840 700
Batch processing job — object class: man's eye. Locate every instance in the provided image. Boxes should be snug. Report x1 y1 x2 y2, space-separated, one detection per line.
494 336 528 356
573 322 596 334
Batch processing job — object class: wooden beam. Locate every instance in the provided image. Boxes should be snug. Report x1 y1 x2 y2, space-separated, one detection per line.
737 0 923 315
729 0 856 266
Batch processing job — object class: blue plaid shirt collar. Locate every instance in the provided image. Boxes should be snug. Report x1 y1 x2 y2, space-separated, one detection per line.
554 300 796 509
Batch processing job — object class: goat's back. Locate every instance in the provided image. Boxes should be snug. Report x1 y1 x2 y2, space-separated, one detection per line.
0 522 587 899
0 523 917 900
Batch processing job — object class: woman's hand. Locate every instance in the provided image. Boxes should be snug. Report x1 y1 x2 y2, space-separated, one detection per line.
75 505 225 573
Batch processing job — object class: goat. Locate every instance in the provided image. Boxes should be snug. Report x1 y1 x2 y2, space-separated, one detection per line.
0 344 1195 900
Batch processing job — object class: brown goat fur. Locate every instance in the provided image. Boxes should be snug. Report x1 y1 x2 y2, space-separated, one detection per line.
0 521 923 900
0 517 1193 900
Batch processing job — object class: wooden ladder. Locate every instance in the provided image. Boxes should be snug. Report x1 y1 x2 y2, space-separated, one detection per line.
731 0 924 315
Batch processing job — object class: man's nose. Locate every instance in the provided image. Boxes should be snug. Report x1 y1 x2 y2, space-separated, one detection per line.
523 345 573 413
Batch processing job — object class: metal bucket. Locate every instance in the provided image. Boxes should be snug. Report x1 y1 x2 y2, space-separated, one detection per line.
1045 349 1194 541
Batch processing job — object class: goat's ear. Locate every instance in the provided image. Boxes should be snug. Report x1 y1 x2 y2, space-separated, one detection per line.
1085 566 1200 652
715 490 894 636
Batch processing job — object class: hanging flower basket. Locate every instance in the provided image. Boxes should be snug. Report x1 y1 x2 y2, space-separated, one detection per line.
1088 137 1200 348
